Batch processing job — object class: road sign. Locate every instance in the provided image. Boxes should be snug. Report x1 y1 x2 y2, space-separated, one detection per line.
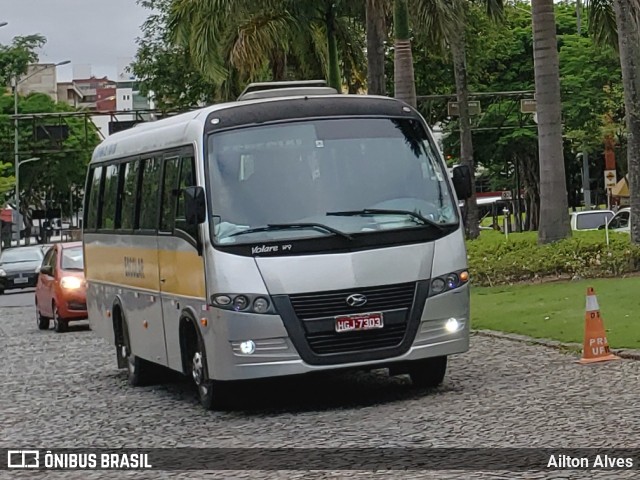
521 99 537 113
501 191 512 200
604 169 617 188
447 101 481 116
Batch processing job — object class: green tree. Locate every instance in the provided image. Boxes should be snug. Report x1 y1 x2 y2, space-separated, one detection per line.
130 0 219 109
0 93 100 236
166 0 364 97
0 34 46 87
0 163 13 197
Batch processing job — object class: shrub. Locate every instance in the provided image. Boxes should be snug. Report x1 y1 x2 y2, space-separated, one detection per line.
466 230 640 286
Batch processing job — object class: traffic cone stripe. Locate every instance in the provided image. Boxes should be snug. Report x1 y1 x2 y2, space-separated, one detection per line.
586 295 599 312
577 287 620 365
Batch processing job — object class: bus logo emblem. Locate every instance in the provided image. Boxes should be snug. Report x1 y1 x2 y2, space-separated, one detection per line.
346 294 367 307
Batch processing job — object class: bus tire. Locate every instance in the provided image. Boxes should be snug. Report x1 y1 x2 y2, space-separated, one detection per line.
181 317 228 410
408 356 447 388
119 309 155 387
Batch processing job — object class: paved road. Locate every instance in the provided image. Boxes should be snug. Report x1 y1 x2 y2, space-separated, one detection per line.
1 303 639 479
0 289 36 308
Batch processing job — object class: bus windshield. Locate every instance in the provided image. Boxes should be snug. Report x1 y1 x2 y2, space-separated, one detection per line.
207 117 458 244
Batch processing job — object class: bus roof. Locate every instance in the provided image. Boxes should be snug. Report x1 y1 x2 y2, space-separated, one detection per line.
89 93 420 165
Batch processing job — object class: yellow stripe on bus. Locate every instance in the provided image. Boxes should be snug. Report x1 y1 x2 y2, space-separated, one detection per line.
84 244 206 298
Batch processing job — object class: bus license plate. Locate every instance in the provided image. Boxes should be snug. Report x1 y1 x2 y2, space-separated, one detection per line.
335 313 384 332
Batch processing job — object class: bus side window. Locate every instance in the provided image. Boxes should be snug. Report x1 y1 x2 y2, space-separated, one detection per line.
101 164 120 230
138 157 162 231
85 166 104 230
120 160 141 230
160 156 181 233
175 156 197 239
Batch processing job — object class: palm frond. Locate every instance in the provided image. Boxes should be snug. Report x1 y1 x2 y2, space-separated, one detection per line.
412 0 463 52
587 0 618 50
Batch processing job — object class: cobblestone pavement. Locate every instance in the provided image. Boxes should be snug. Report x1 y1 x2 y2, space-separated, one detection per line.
2 299 640 480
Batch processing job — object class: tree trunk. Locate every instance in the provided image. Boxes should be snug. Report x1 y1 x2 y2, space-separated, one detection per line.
450 32 479 239
531 0 571 243
393 0 416 108
366 0 386 95
521 153 541 231
326 4 342 92
613 0 640 244
270 50 287 81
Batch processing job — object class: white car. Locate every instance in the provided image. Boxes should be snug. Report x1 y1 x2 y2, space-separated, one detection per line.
602 207 630 233
570 209 614 231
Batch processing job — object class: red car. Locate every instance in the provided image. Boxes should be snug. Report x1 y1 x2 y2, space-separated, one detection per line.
35 241 87 332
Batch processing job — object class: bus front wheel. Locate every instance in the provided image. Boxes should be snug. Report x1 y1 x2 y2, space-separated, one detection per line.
408 356 447 388
184 325 229 411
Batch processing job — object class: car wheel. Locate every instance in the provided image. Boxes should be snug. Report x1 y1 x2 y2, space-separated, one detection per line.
408 356 447 388
36 306 50 330
53 305 67 333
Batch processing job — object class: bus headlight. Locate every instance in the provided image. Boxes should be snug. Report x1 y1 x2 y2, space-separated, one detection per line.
253 297 269 314
429 270 469 297
232 295 249 311
211 293 276 314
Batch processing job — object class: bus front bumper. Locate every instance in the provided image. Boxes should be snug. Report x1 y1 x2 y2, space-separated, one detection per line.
203 286 470 381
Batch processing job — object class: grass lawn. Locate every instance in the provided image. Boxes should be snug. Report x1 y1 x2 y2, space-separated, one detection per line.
471 276 640 349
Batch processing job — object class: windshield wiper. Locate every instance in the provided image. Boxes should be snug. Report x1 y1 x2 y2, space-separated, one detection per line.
326 209 445 231
227 222 353 240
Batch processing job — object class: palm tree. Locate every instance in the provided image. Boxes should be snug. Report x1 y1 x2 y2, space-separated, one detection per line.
531 0 571 243
168 0 363 97
448 1 504 240
393 0 416 107
366 0 387 95
589 0 640 244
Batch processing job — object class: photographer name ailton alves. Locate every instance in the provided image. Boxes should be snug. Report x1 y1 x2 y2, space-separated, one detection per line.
547 454 634 468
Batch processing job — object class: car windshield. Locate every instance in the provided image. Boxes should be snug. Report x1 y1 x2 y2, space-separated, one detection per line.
0 247 43 264
61 246 84 270
207 117 458 244
576 212 614 229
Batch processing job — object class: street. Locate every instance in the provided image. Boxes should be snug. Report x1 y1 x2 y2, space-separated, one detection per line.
1 295 639 479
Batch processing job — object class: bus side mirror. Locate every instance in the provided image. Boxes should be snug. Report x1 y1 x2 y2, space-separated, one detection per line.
184 186 206 225
452 164 472 200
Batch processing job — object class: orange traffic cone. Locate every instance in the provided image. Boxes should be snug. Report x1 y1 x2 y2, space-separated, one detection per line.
577 287 620 364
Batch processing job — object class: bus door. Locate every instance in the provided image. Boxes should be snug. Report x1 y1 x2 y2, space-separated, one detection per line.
126 156 167 366
157 152 205 372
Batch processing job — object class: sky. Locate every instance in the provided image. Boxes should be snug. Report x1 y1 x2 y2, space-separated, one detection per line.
0 0 151 82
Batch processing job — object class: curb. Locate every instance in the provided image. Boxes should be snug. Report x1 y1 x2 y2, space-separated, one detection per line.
472 329 640 361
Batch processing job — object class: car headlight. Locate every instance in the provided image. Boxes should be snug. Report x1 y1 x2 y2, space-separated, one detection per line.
60 276 83 290
429 270 469 297
0 268 5 277
211 293 276 314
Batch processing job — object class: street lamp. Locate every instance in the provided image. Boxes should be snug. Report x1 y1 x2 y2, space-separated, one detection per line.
13 60 70 237
0 22 8 28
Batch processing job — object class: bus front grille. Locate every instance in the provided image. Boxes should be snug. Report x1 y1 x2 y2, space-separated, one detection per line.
288 281 416 320
305 323 407 355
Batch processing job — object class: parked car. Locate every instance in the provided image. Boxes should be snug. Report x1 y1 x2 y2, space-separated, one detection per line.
570 209 615 231
599 207 630 233
35 241 87 332
0 245 45 294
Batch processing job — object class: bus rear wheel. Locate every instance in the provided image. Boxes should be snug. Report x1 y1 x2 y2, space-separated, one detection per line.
408 356 447 388
119 312 156 386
